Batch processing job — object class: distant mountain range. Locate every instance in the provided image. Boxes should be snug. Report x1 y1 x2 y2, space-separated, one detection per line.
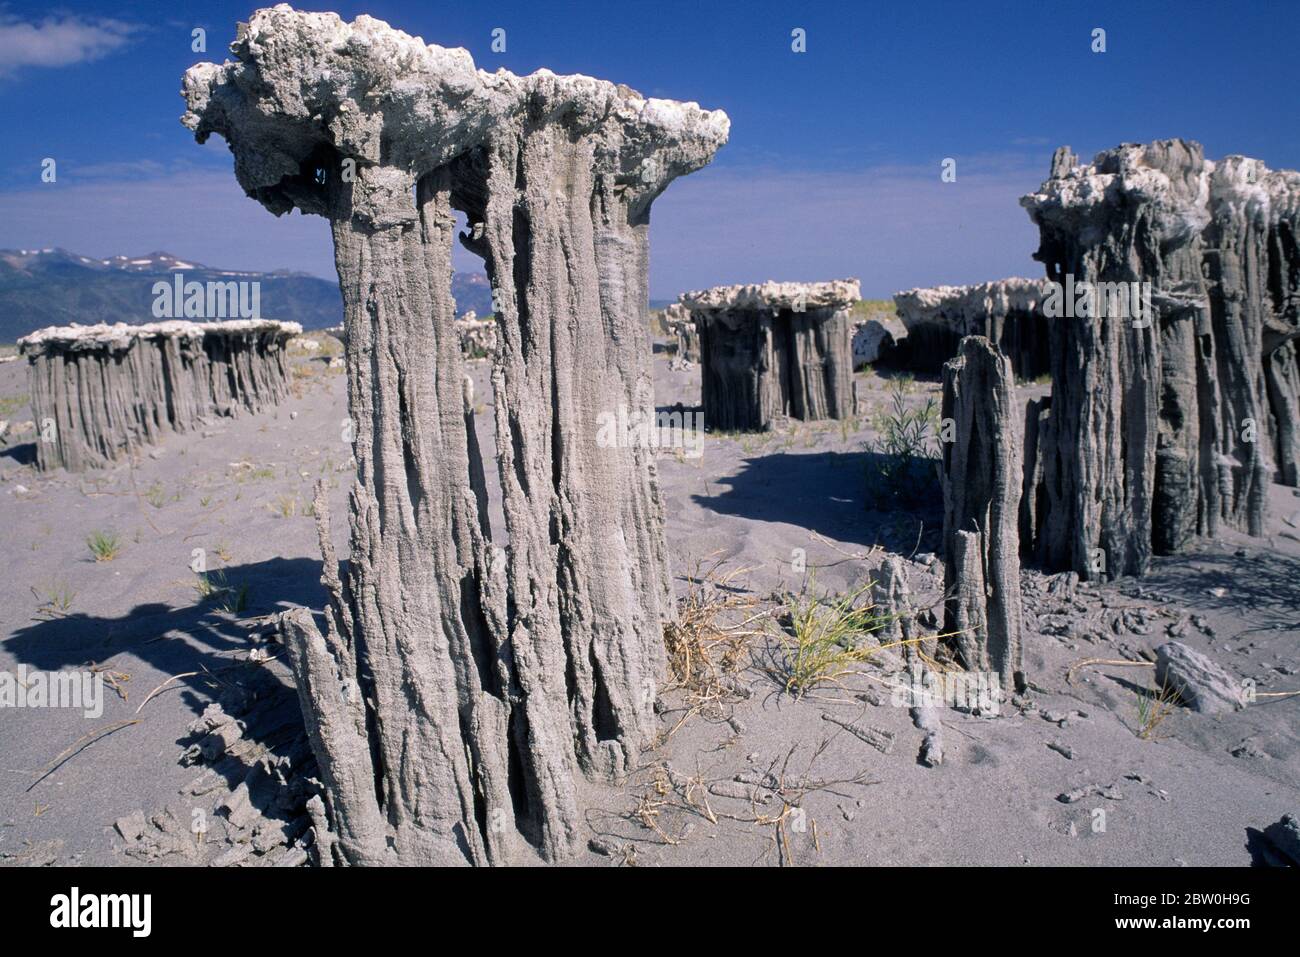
0 248 495 343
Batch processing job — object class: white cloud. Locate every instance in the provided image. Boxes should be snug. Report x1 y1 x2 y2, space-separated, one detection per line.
0 15 138 76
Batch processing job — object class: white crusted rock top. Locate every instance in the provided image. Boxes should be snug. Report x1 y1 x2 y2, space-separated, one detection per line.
680 279 861 313
1022 139 1300 251
181 5 729 225
660 302 691 327
19 319 302 355
893 278 1052 330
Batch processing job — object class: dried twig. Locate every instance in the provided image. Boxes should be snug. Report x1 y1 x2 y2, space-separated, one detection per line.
1066 656 1155 686
27 719 141 791
134 671 200 714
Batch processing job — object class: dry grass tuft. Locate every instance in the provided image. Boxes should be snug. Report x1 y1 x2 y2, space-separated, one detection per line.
661 554 767 736
1135 682 1180 740
629 740 877 866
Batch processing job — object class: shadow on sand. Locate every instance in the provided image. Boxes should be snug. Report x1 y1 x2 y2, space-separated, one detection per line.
1142 548 1300 635
5 555 329 800
691 449 943 552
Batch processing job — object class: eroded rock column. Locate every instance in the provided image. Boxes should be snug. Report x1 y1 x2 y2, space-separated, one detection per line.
1021 140 1300 578
20 319 298 471
183 7 727 865
682 280 858 431
940 336 1024 694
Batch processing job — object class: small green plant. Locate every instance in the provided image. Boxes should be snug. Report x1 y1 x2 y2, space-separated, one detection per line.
221 583 251 614
86 529 122 562
144 482 167 508
194 570 250 614
32 582 75 620
1135 683 1179 740
771 579 903 698
864 377 941 510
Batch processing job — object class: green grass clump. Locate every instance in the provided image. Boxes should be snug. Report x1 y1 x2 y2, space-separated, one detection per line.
144 482 167 508
86 529 122 562
771 579 901 698
194 571 250 614
32 581 76 620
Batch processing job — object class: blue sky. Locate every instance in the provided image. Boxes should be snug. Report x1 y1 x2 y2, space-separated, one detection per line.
1 0 1297 298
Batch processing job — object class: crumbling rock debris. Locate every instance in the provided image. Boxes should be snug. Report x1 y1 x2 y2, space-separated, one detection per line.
821 712 896 754
184 6 728 865
18 319 299 471
1230 739 1267 759
893 279 1053 379
1021 140 1300 579
1057 783 1124 804
911 706 944 767
122 663 321 867
114 811 147 844
0 839 66 867
1155 641 1245 714
941 336 1025 695
680 280 859 431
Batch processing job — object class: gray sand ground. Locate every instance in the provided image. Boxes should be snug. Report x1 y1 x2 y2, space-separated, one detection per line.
1 338 1297 866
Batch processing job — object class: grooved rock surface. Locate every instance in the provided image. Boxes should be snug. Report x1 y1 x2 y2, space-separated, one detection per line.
1021 139 1300 579
681 280 858 431
894 279 1053 379
19 319 299 472
940 336 1024 694
184 5 727 865
871 555 932 666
